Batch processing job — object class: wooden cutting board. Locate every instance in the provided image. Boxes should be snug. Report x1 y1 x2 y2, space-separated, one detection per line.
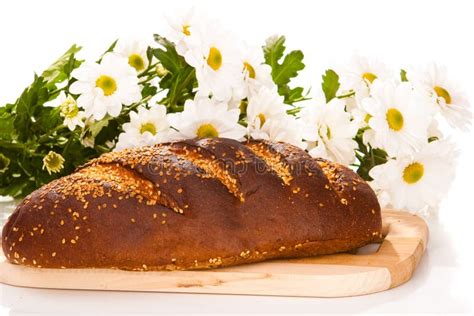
0 210 428 297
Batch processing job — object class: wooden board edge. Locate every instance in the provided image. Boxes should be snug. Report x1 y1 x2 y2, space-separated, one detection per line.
0 260 393 297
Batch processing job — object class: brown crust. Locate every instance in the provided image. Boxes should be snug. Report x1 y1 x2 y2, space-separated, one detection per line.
2 138 381 270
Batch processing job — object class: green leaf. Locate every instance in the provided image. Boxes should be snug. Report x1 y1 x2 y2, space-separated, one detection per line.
263 35 286 70
168 67 196 108
153 34 187 74
272 50 305 85
0 178 29 197
153 34 197 108
354 128 388 181
0 111 14 140
263 36 305 85
400 69 408 82
97 40 118 63
42 44 82 85
278 86 304 104
321 69 340 102
263 35 306 104
13 76 49 142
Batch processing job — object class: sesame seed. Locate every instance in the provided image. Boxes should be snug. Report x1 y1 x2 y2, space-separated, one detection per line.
341 198 348 205
61 238 66 244
52 252 56 257
131 218 136 223
153 213 157 219
60 220 64 226
70 239 76 244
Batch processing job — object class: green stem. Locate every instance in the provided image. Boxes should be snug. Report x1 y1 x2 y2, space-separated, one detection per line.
337 91 355 99
37 125 68 143
139 75 158 85
287 107 302 115
138 62 159 78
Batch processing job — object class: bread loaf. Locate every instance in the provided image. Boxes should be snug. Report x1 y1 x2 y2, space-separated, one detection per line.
2 138 381 270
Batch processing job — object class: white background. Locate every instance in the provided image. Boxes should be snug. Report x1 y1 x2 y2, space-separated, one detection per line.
0 0 473 314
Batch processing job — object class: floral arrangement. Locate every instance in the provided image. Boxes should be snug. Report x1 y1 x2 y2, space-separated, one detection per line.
0 10 471 216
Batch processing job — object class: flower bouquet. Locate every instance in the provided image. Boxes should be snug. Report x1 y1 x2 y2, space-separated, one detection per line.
0 10 471 216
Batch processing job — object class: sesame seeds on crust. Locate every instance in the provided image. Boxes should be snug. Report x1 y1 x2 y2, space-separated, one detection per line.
244 142 293 185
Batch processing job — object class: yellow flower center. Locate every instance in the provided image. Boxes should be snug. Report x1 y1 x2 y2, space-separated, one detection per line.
42 151 65 175
403 162 424 184
364 113 372 123
243 62 256 79
433 86 452 104
196 123 219 138
128 53 145 72
362 72 377 84
59 96 79 118
386 108 404 131
96 75 117 96
258 113 266 127
140 122 157 135
182 24 191 36
207 47 223 71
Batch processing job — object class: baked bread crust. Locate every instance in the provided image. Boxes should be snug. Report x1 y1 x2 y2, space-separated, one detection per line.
2 138 381 270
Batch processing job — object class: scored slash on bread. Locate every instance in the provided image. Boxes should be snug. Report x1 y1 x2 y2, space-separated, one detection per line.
2 138 382 271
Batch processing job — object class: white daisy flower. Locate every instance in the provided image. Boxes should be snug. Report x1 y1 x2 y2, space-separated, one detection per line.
361 81 431 157
408 63 472 131
182 24 243 102
251 115 306 149
369 139 457 214
339 54 393 105
44 91 86 131
246 86 287 131
70 53 141 120
240 46 274 98
300 98 358 165
168 97 246 140
115 105 174 151
165 8 200 55
113 39 149 73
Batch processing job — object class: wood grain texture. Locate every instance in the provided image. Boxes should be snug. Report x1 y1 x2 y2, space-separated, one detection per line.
0 210 428 297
